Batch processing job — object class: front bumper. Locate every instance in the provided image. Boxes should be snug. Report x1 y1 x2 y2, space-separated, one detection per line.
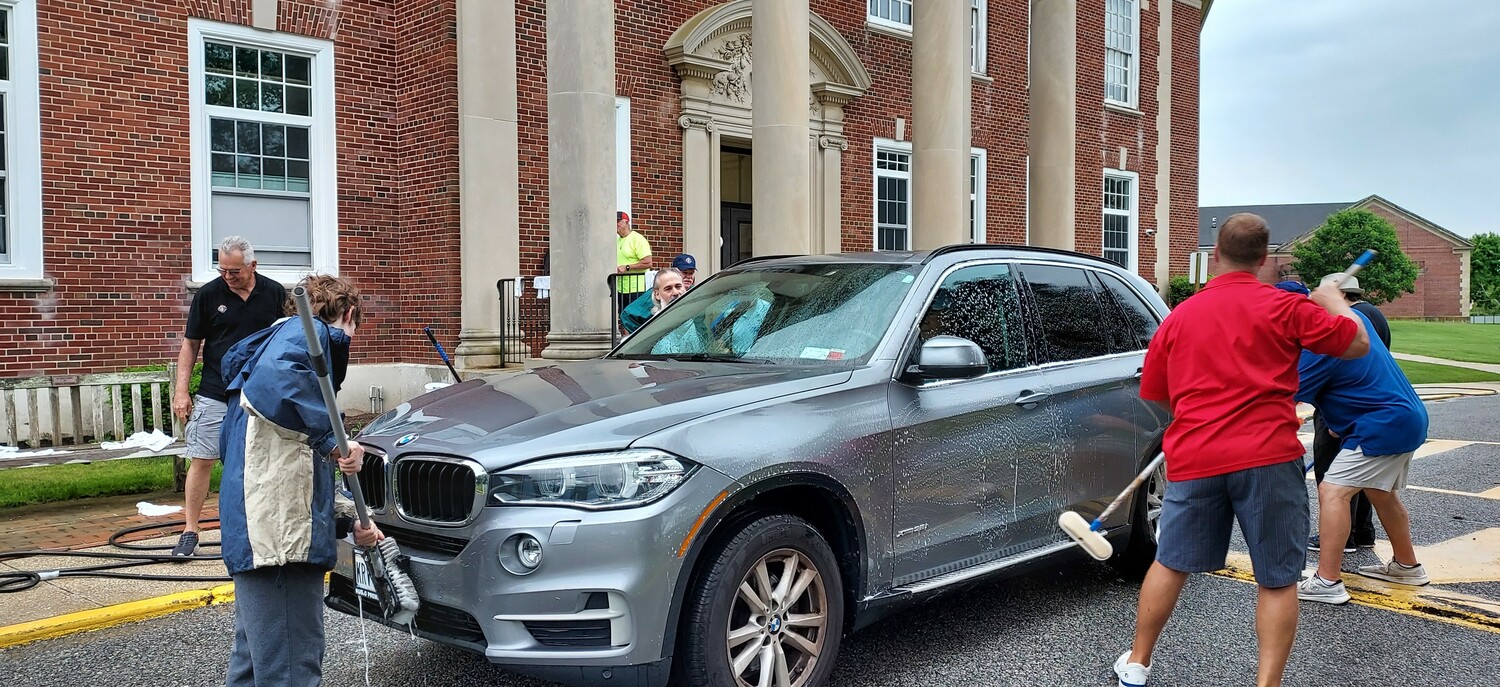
325 468 735 685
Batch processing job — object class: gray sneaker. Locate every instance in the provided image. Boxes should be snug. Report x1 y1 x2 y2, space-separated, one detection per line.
171 531 199 557
1297 574 1351 605
1357 560 1430 586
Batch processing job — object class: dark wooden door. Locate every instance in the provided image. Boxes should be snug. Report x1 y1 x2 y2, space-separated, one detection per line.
720 202 753 269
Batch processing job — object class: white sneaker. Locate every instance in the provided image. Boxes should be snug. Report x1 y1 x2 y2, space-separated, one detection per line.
1297 574 1351 605
1113 651 1150 687
1357 560 1430 586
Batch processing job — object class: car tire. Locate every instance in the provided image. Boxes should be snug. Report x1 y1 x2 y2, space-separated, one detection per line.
1110 451 1165 581
675 513 845 687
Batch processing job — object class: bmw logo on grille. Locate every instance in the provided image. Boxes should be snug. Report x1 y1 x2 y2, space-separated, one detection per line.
395 433 419 447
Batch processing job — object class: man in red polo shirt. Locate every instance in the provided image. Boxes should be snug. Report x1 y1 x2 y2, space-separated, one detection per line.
1112 213 1369 687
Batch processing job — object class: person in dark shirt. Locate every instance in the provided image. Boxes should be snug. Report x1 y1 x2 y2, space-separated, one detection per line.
169 237 288 557
1309 274 1390 553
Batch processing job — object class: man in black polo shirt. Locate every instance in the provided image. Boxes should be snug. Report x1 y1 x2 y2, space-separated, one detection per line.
170 237 287 557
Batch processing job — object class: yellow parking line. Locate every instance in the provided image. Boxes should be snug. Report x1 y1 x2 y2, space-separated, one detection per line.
1212 566 1500 635
1408 485 1500 501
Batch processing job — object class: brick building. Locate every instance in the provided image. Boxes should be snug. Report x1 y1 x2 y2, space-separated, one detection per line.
1198 195 1473 318
0 0 1207 414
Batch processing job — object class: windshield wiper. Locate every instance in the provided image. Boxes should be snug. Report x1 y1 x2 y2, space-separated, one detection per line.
663 353 775 364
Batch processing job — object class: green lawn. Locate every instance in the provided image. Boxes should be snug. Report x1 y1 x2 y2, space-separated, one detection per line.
0 457 221 509
1397 359 1500 385
1387 320 1500 364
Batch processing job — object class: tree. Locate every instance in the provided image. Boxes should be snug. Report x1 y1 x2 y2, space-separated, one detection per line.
1469 233 1500 314
1289 209 1419 305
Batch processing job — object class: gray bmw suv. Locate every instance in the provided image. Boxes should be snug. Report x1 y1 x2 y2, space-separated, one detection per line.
327 245 1170 687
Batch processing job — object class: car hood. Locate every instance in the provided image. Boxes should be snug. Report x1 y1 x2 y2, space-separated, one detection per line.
355 359 851 469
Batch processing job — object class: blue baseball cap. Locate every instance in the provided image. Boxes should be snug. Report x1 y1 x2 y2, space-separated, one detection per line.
672 254 697 271
1273 280 1310 297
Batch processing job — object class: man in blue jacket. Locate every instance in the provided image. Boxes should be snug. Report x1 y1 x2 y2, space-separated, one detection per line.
217 274 383 686
1275 279 1431 605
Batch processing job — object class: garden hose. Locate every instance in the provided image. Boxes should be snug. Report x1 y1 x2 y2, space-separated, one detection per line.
0 519 230 594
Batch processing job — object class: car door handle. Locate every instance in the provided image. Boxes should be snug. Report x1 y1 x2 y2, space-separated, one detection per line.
1133 367 1143 379
1015 390 1050 407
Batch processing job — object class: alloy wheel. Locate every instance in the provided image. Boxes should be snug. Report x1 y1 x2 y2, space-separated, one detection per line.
725 548 829 687
1145 452 1166 544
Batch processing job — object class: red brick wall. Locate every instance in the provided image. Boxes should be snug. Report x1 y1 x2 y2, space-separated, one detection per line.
1168 2 1200 279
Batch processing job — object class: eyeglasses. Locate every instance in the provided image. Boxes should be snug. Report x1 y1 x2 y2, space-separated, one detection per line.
216 268 244 276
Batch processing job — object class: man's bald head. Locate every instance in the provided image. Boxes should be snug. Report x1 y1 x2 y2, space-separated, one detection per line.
1215 213 1270 272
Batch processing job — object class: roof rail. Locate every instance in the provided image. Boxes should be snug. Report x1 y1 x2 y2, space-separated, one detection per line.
920 243 1119 267
726 254 802 269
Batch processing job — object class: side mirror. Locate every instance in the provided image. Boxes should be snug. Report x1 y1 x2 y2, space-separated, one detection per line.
908 335 988 380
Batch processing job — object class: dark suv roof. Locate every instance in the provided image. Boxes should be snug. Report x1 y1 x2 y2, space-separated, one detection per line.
728 244 1125 271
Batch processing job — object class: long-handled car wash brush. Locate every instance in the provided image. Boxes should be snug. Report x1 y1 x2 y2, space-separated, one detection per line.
1061 249 1380 559
1060 453 1166 561
293 286 420 625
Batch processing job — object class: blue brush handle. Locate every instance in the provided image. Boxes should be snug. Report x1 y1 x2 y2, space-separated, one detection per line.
424 326 452 364
1344 249 1377 280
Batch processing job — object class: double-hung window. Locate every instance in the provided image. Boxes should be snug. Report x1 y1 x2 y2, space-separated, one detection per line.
1105 0 1139 107
1102 170 1138 270
874 145 912 251
188 21 336 283
0 0 40 281
875 140 988 250
869 0 989 74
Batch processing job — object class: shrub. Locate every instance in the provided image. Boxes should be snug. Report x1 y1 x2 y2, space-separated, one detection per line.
1167 276 1199 308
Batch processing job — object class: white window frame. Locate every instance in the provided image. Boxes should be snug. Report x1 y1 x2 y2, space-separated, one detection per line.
873 140 913 252
1103 169 1139 272
874 139 988 250
1104 0 1141 108
866 0 913 35
615 96 630 217
188 20 337 285
971 0 988 75
0 0 42 281
969 148 987 243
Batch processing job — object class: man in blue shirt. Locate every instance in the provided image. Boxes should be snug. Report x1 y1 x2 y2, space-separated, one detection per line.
1275 279 1431 605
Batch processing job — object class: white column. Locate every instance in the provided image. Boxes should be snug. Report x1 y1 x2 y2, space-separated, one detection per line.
1029 0 1078 251
542 0 616 360
751 0 811 256
911 0 971 250
1153 0 1174 292
456 0 521 369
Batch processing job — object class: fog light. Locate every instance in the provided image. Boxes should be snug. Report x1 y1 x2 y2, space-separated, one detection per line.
517 535 543 569
498 533 545 576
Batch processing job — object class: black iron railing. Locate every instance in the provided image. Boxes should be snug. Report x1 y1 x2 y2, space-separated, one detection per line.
497 272 650 360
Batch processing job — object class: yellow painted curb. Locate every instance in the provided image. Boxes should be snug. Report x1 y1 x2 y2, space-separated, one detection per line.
0 583 236 649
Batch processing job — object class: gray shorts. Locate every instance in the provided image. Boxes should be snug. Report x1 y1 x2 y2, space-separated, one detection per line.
1156 458 1309 588
1324 446 1414 492
184 395 228 460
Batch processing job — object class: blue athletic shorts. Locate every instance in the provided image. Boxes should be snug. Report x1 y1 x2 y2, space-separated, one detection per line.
1156 458 1309 588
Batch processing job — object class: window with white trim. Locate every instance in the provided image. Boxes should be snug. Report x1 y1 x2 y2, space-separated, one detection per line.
1105 0 1139 107
969 149 987 243
868 0 988 74
971 0 987 74
0 0 41 280
875 140 988 250
1103 170 1138 270
189 21 336 283
615 97 631 216
867 0 912 32
874 146 911 251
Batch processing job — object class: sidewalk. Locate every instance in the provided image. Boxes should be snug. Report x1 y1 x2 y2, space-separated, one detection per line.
1393 351 1500 376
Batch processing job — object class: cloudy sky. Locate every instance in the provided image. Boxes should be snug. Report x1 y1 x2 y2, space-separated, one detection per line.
1199 0 1500 236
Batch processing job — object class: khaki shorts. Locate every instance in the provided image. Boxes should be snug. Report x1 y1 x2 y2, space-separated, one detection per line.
1324 445 1414 492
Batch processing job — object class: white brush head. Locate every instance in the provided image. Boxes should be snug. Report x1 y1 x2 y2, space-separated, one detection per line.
1059 510 1114 561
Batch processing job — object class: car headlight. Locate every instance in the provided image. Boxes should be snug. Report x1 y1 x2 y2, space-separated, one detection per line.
487 449 697 510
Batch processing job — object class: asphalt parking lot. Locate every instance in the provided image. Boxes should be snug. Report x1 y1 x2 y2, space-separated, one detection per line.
4 394 1498 687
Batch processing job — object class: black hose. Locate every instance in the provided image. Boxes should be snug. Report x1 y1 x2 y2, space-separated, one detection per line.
0 519 232 593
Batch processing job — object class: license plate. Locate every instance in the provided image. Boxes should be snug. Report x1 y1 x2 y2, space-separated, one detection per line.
353 551 379 602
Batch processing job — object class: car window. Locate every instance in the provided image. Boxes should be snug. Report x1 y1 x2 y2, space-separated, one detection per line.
614 262 919 366
913 263 1027 373
1095 272 1160 353
1018 264 1111 364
